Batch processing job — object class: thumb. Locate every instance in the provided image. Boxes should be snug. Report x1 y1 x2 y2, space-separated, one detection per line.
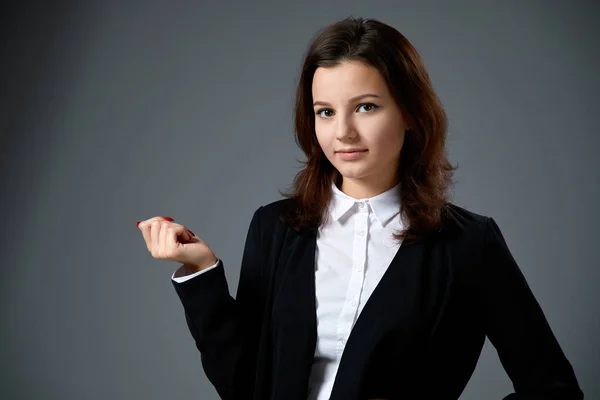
180 227 196 243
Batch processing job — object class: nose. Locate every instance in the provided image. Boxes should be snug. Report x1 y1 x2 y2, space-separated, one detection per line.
334 114 357 141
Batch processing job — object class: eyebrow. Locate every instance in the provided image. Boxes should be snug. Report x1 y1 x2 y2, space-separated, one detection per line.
313 93 381 107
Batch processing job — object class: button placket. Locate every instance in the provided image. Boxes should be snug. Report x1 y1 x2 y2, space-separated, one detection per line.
336 202 369 356
348 205 369 320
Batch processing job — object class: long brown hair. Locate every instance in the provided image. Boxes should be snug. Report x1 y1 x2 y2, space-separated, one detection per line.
278 16 456 243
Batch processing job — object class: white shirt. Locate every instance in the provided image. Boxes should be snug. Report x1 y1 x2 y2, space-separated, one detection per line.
172 182 403 399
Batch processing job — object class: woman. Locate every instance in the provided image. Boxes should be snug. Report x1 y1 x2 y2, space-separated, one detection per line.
136 17 583 400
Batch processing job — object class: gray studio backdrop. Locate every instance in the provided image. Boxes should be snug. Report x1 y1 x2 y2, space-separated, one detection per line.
1 1 598 399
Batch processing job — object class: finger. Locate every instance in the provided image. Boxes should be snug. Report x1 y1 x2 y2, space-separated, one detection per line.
160 220 179 258
139 218 166 252
143 224 188 253
151 220 163 257
158 220 179 257
140 223 152 251
159 221 185 258
138 216 174 229
167 223 186 257
166 222 193 242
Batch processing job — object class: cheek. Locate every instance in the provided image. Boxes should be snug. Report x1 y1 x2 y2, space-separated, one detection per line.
369 120 405 153
315 126 332 152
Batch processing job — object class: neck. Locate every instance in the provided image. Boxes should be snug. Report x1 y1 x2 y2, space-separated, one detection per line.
338 177 399 199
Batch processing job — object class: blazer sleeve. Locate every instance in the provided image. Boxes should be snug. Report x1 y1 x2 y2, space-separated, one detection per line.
171 206 267 400
481 217 583 400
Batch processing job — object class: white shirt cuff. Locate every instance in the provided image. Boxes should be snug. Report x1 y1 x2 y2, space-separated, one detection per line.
171 259 220 283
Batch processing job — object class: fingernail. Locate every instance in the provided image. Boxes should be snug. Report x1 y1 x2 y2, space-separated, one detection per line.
136 221 140 227
161 217 174 221
188 229 196 237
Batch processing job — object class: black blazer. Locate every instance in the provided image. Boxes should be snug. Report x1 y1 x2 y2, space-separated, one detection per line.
172 199 583 400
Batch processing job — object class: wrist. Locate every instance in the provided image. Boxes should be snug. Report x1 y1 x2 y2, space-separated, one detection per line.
186 255 218 274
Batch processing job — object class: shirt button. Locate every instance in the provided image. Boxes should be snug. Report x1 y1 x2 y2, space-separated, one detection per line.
358 230 365 236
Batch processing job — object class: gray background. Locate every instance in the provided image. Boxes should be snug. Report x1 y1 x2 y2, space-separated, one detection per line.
1 1 598 399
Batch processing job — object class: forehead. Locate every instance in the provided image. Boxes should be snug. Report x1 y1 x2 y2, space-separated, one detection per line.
312 60 388 98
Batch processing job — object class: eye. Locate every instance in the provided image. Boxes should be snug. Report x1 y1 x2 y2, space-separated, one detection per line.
315 103 379 119
316 108 334 118
357 103 379 112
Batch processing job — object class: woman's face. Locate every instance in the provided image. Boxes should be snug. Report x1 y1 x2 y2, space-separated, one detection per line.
312 60 408 198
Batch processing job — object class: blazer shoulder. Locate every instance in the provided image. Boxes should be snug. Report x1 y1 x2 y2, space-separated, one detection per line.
256 198 294 226
246 198 295 265
261 197 293 214
441 202 492 239
248 197 294 241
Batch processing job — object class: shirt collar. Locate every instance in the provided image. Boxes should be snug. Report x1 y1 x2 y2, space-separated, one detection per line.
329 181 402 227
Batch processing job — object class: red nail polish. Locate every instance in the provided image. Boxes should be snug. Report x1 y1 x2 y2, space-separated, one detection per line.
188 229 196 237
136 221 140 227
162 217 174 221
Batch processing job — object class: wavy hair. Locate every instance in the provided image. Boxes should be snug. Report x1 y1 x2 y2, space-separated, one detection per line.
278 16 456 243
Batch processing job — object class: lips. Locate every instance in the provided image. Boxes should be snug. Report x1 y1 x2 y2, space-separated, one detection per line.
336 149 367 153
336 149 368 161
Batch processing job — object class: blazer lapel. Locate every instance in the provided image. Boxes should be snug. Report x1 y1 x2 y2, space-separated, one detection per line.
329 238 430 399
269 228 318 399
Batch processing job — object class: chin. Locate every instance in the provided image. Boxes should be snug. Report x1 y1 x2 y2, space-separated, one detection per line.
336 167 371 180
